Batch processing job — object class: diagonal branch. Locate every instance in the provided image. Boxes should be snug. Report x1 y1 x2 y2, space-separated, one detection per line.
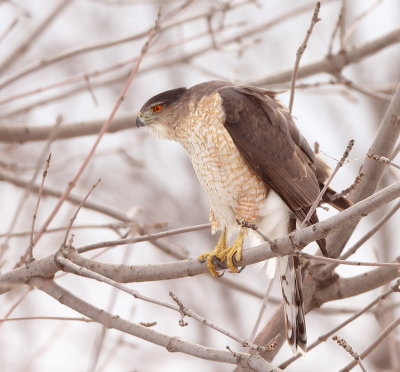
251 28 400 86
327 81 400 258
36 279 282 372
0 0 73 75
29 15 161 250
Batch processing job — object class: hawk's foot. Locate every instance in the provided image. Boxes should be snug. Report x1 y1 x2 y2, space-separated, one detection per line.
198 229 245 277
198 228 227 277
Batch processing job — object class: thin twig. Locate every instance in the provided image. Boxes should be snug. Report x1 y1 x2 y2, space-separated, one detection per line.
0 221 155 239
37 280 280 371
340 316 400 371
29 11 161 250
1 115 62 263
0 316 94 323
62 179 101 247
0 168 133 222
0 17 18 43
28 154 52 261
236 219 275 245
330 172 364 201
1 180 399 294
344 0 384 44
0 0 72 74
249 276 275 342
333 335 368 372
300 139 354 228
55 252 265 352
368 153 400 170
0 287 31 326
300 251 400 269
0 0 253 90
288 2 321 113
0 26 223 106
338 0 347 51
327 0 346 55
0 0 329 106
252 28 400 87
87 244 133 372
321 200 400 274
337 74 392 101
77 223 210 253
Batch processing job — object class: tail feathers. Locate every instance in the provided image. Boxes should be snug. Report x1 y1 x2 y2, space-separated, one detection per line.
277 255 307 354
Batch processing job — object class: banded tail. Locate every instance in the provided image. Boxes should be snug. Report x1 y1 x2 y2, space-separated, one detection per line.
277 255 307 354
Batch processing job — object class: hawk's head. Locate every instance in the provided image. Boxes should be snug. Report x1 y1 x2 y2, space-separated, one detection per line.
136 87 187 138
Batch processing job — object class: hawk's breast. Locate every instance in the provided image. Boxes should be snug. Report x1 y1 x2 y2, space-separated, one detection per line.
175 92 268 235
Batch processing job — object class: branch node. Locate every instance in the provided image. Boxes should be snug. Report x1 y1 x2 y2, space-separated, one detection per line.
226 346 241 363
169 291 189 327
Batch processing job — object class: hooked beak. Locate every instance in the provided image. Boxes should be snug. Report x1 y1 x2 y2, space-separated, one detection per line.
136 116 143 128
136 115 146 128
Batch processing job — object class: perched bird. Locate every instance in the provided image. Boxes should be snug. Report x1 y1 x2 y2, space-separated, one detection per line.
136 80 350 354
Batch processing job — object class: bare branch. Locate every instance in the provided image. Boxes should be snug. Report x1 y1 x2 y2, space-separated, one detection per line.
333 335 367 372
344 0 384 44
0 0 254 90
321 200 400 274
251 28 400 86
249 276 275 342
0 168 133 222
28 154 52 261
300 251 400 269
300 139 354 228
77 223 210 253
340 315 400 371
1 180 397 294
29 14 161 250
1 115 62 262
37 280 282 372
0 0 72 74
62 179 101 247
288 2 320 113
327 81 400 257
368 153 400 170
0 316 94 323
0 17 18 43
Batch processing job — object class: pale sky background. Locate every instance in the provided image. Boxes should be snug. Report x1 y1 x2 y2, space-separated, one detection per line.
0 0 399 371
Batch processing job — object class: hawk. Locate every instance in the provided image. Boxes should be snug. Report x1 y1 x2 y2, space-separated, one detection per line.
136 80 349 354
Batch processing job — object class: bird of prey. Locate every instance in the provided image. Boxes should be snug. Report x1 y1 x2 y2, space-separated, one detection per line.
136 80 350 354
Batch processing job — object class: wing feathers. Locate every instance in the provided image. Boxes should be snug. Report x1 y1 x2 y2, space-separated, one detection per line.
219 85 327 254
219 86 320 220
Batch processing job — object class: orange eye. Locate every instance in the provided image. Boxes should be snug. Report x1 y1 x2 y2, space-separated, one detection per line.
152 104 163 112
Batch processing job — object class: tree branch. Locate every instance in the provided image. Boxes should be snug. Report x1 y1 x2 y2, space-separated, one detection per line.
1 180 398 294
327 80 400 257
0 116 135 143
251 28 400 86
37 279 282 372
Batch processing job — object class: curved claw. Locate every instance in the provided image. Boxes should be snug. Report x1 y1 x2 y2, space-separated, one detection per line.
238 265 246 273
198 229 245 276
197 252 224 277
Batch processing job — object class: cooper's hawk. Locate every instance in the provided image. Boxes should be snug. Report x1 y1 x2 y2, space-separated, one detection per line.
136 80 349 354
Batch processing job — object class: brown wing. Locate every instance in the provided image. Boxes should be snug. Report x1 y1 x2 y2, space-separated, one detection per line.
219 85 326 254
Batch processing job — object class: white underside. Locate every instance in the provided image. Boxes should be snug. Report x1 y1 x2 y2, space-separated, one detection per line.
249 189 290 244
247 190 290 277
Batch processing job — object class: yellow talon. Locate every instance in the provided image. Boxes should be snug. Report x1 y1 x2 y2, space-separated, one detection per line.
198 229 245 276
225 231 244 273
198 229 227 277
